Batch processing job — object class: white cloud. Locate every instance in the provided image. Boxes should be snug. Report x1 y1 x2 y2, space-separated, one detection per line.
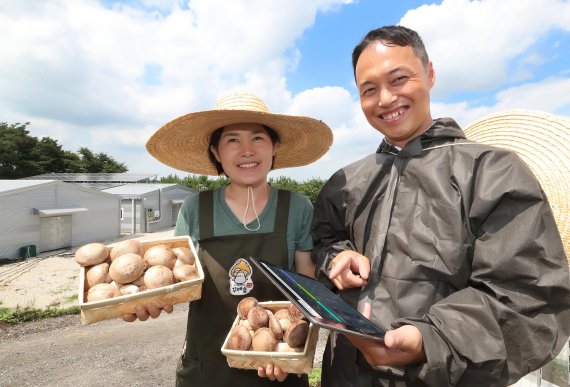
401 0 570 96
432 76 570 129
0 0 353 179
1 0 568 182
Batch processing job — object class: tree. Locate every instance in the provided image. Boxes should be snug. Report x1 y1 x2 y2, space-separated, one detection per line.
76 147 127 173
159 173 325 204
0 122 41 178
0 122 128 178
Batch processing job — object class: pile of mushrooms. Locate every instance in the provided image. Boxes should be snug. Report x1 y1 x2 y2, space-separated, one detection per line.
226 297 309 353
75 240 199 303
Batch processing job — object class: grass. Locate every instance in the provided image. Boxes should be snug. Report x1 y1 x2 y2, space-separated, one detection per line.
0 305 80 325
309 366 321 387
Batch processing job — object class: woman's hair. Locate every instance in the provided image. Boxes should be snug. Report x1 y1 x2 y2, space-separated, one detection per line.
352 25 430 78
208 125 280 175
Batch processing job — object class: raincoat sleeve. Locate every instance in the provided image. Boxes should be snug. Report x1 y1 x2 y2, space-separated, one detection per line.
311 170 354 283
396 151 570 386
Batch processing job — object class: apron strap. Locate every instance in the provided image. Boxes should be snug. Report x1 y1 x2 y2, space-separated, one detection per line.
199 190 215 239
275 189 290 234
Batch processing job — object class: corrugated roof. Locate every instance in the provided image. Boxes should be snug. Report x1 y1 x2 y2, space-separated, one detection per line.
0 179 53 194
0 179 119 198
102 183 182 197
20 173 157 183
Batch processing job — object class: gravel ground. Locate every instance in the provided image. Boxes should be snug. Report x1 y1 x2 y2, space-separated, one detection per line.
0 228 328 386
0 304 328 387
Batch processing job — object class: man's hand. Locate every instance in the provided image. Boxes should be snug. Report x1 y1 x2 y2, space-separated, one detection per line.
122 303 174 322
346 303 426 366
257 363 289 382
329 250 370 290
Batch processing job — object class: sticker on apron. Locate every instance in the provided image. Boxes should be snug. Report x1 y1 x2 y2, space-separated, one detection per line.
229 258 254 295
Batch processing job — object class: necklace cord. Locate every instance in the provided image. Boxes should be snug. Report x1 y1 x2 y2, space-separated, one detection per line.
243 185 261 231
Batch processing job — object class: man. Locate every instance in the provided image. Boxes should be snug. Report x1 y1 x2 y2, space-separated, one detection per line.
312 25 570 386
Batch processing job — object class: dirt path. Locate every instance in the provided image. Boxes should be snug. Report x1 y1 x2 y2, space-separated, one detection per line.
0 306 188 387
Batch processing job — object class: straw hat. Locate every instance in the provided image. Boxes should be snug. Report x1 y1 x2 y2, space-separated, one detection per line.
464 109 570 260
146 92 333 176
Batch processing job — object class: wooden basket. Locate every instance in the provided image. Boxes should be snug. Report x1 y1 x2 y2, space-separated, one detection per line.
221 301 319 374
78 235 204 325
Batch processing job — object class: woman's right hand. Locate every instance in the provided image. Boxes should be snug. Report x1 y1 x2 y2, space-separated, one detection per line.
122 303 174 322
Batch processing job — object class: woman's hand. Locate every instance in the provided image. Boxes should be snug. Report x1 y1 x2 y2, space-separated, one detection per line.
257 363 289 382
122 303 174 322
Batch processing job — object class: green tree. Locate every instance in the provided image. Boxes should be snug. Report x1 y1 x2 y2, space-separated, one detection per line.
0 122 128 178
0 122 41 178
76 147 127 173
31 137 68 173
159 173 326 204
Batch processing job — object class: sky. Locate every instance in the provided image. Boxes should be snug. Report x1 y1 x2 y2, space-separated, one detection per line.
1 0 569 181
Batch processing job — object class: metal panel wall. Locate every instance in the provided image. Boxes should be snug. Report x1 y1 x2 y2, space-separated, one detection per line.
0 182 120 259
0 188 43 259
144 187 193 233
54 183 120 246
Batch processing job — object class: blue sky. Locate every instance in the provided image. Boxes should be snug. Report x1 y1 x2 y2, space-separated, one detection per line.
1 0 569 181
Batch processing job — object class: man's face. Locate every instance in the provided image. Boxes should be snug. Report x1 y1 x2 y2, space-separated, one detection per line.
355 41 435 148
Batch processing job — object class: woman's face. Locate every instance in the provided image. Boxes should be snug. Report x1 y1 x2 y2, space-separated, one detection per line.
210 123 276 188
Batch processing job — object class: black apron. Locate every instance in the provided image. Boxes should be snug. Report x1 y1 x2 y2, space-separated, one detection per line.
176 189 309 387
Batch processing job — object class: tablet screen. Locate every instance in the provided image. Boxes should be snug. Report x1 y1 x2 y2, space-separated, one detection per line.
251 258 385 342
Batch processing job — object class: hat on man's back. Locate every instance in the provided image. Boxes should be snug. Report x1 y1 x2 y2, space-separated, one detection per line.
146 92 333 176
464 109 570 259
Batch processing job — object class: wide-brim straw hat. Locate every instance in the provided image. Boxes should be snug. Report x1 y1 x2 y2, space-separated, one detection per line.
146 92 333 176
464 109 570 260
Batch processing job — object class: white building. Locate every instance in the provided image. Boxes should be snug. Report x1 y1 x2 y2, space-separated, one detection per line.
102 184 194 234
0 180 120 260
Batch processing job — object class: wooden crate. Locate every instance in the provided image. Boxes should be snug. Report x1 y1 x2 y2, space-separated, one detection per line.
221 301 319 374
78 235 204 325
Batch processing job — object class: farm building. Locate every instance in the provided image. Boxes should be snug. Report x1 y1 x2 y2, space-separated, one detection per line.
0 180 120 260
102 183 195 234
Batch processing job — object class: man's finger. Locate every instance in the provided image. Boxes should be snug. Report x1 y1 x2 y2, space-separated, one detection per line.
362 302 372 319
332 277 344 290
355 257 370 280
329 256 350 279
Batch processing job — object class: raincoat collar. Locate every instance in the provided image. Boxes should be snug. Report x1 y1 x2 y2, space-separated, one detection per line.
377 117 466 157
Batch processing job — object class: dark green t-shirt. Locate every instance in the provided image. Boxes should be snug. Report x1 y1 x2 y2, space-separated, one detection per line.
174 186 313 269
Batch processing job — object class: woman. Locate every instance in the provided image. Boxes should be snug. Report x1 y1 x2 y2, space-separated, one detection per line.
145 92 333 386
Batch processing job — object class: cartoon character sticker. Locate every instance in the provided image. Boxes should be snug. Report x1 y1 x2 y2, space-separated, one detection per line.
229 258 254 295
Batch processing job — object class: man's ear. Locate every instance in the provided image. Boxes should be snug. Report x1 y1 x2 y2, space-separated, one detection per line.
427 61 436 89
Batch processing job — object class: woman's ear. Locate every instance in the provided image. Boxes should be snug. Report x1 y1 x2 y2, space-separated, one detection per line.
210 145 221 162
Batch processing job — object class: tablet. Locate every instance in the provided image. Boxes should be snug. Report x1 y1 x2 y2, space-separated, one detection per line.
250 257 385 342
